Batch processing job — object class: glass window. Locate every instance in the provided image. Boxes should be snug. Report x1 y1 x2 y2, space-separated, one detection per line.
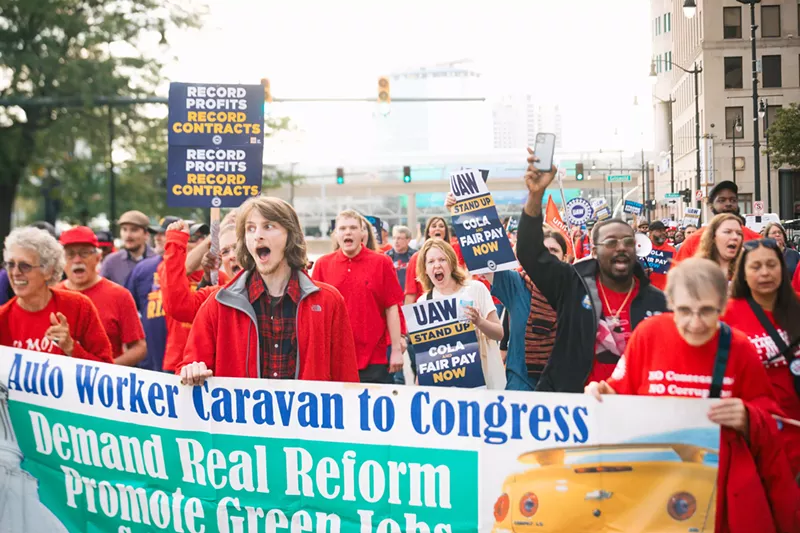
762 55 782 88
725 107 744 139
764 105 782 136
666 12 671 32
761 5 781 38
724 7 742 39
724 57 743 89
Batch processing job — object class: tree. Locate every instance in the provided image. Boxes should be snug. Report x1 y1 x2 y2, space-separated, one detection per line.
766 103 800 169
0 0 203 243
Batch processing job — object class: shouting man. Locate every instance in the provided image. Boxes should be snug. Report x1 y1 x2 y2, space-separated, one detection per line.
516 149 667 392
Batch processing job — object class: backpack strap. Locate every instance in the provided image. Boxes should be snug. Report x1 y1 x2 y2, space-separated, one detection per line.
709 323 732 399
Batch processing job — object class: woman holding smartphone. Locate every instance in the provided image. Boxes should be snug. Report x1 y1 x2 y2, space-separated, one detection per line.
416 238 506 389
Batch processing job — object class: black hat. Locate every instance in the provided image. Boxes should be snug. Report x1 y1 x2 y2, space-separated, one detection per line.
190 222 210 236
30 221 57 238
648 221 666 231
709 181 738 202
94 230 114 247
150 216 183 234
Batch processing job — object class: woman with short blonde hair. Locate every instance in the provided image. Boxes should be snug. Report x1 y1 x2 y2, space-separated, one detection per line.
415 238 506 389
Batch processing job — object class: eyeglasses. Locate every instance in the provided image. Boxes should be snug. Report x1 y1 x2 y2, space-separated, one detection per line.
743 238 779 251
595 237 636 250
3 261 43 274
674 306 720 322
65 249 97 259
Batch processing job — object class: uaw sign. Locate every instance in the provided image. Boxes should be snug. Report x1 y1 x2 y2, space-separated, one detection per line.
449 169 517 275
167 82 265 208
403 297 485 388
566 198 594 226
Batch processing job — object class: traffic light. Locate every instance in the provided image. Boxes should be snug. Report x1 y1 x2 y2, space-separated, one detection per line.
260 78 272 104
576 163 584 181
403 165 411 183
336 167 344 185
680 188 691 204
378 76 390 104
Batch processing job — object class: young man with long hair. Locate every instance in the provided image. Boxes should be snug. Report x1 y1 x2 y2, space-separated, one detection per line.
179 197 359 385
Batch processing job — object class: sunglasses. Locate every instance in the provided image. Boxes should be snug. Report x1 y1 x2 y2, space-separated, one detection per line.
595 237 636 250
3 261 43 274
743 238 779 251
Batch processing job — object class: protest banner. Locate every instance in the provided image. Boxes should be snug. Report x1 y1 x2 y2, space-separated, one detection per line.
449 169 517 275
363 216 384 244
591 198 611 221
167 82 264 209
402 297 484 388
644 248 674 274
623 200 644 216
0 347 718 533
544 196 575 258
682 207 702 228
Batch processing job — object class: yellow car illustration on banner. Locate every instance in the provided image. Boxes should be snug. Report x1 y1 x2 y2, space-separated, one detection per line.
492 443 717 533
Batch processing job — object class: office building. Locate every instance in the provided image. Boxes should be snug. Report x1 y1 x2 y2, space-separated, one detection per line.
650 0 800 219
492 94 563 150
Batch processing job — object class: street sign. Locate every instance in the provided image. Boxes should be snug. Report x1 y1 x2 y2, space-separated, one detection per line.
695 190 703 201
753 201 764 216
607 175 631 182
665 192 681 199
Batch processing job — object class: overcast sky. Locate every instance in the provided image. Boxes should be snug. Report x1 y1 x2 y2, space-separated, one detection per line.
163 0 655 156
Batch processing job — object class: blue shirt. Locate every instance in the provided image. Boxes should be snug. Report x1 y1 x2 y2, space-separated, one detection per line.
125 255 167 372
101 244 154 287
784 248 800 280
491 270 535 391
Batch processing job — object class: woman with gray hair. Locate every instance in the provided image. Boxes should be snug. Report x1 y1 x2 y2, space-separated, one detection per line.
0 226 112 363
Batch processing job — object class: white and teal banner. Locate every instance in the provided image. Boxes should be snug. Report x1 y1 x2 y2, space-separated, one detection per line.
0 347 719 532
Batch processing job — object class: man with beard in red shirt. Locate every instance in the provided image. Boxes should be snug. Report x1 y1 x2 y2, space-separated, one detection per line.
642 221 676 291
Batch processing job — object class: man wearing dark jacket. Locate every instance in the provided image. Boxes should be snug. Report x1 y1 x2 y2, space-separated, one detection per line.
517 149 668 392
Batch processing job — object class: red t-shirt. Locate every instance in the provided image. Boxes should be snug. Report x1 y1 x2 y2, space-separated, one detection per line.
644 242 677 291
722 298 800 472
0 289 113 363
312 247 404 369
588 278 640 384
57 278 145 358
608 313 776 403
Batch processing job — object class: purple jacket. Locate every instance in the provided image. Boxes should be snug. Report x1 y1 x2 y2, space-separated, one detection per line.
0 269 11 306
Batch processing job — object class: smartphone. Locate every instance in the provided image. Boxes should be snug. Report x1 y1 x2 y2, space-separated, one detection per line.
533 133 557 172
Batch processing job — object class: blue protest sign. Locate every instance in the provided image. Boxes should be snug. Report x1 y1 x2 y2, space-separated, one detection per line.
565 198 594 225
363 216 383 244
166 146 263 208
403 297 485 388
449 169 518 275
645 249 674 274
623 200 644 216
167 82 265 208
168 83 265 147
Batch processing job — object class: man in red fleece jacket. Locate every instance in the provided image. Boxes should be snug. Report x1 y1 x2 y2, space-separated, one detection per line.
179 197 359 385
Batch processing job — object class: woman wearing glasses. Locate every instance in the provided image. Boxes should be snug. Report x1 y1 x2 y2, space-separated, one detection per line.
723 238 800 477
586 258 800 531
696 213 744 280
0 227 112 363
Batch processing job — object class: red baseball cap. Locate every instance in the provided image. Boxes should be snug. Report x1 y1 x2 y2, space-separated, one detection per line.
59 226 100 248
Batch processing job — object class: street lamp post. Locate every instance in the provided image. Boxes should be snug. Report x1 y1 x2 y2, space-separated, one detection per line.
651 59 703 212
760 99 772 212
737 0 762 202
732 116 743 184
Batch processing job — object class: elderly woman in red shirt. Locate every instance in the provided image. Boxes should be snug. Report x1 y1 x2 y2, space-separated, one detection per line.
0 226 112 363
586 258 799 533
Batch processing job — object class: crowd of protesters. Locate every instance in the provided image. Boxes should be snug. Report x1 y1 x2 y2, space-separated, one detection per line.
1 149 799 530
